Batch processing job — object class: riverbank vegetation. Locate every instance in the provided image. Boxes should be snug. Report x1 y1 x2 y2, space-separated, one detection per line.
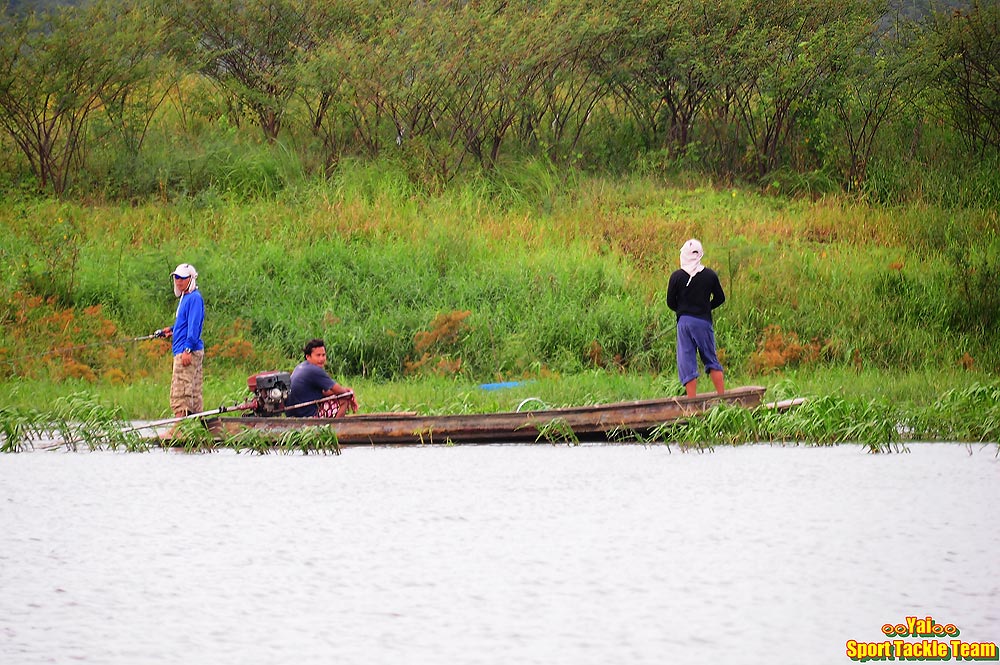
3 381 998 453
2 170 997 410
1 1 998 444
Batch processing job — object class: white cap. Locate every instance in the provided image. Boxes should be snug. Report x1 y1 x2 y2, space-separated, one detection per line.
172 263 198 278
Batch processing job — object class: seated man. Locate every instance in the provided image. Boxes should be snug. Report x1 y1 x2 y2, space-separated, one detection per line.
286 338 358 418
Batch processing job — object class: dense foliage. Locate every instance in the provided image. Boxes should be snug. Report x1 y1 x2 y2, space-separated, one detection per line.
0 0 996 204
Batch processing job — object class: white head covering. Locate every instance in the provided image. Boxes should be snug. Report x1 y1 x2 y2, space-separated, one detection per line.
680 239 704 285
172 263 198 298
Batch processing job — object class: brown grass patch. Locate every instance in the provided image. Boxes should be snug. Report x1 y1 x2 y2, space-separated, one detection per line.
749 325 825 373
405 310 471 376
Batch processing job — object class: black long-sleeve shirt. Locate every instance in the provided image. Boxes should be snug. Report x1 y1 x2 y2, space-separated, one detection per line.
666 268 726 323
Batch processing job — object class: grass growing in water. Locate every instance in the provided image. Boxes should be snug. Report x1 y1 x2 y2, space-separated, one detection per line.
909 384 1000 444
0 393 342 454
656 397 905 454
651 383 1000 453
1 394 150 452
151 417 342 455
533 418 580 445
2 381 997 454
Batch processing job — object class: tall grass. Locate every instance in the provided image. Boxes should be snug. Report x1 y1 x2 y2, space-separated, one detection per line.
2 162 998 416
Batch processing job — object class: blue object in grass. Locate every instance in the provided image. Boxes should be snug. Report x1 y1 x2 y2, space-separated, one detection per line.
478 381 533 391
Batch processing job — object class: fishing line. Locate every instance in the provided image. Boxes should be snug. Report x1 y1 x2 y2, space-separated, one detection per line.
0 330 169 369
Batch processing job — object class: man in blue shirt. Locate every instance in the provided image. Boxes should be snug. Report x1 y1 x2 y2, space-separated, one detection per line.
164 263 205 417
286 339 358 418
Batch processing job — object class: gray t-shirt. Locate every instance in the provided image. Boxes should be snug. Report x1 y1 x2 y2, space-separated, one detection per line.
286 361 335 417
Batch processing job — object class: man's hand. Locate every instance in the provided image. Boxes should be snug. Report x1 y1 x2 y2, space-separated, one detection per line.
153 327 172 338
181 349 192 366
340 390 359 414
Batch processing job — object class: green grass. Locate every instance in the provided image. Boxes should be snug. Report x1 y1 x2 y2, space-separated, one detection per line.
1 162 998 446
5 176 996 378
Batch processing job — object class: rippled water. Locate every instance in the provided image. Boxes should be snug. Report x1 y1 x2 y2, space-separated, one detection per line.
1 443 997 665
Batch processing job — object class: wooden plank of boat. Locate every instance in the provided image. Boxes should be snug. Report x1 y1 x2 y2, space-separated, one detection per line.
209 385 767 446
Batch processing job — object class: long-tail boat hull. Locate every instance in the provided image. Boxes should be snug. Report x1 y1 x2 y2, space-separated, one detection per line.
209 386 768 446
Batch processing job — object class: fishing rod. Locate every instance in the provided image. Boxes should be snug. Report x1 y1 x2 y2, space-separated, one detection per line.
1 328 172 368
124 401 256 434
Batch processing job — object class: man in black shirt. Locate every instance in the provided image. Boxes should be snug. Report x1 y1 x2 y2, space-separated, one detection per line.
666 239 726 397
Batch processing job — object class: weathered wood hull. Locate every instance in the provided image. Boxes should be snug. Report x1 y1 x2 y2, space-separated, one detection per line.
210 386 767 446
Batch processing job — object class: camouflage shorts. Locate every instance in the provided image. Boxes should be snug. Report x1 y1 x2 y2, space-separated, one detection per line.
170 350 204 416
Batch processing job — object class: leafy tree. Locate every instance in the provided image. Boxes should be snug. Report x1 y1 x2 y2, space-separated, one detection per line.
97 3 178 159
163 0 335 142
524 0 615 161
307 3 451 169
829 10 924 191
603 0 740 156
421 0 551 172
0 0 165 194
375 3 456 171
920 0 1000 153
718 0 876 178
295 0 385 172
326 1 563 180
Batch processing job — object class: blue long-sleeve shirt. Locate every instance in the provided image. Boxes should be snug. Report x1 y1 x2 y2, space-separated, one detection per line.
172 289 205 355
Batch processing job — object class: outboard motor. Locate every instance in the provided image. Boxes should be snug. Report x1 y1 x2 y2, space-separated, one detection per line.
246 371 292 416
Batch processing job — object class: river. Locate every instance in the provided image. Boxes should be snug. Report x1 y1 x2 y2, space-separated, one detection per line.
1 443 997 665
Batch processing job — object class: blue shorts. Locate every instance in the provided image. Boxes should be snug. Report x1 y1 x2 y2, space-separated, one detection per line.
676 315 723 385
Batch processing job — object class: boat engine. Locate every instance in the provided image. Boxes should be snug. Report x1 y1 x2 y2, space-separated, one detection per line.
246 371 292 417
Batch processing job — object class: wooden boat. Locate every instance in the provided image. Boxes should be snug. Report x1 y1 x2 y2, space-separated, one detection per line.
208 385 769 446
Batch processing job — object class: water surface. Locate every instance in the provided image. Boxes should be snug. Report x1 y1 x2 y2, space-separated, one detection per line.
1 443 997 665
